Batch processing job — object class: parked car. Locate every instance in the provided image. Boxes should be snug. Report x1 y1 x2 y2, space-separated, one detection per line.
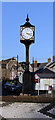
3 80 23 95
3 81 11 89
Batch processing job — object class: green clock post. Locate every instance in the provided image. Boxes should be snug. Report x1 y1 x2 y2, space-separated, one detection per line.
20 14 35 94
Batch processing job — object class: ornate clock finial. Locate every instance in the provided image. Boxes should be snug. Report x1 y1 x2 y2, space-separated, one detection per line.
26 14 29 22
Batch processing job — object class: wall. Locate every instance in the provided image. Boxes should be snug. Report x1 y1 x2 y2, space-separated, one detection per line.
34 78 54 90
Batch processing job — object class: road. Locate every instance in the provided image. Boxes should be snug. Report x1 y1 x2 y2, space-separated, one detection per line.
0 102 55 119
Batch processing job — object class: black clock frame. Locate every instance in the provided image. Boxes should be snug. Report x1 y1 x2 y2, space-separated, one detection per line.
20 15 35 46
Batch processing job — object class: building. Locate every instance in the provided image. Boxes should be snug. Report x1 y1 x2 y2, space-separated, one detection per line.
0 57 20 80
0 57 17 80
34 67 55 91
0 56 55 82
31 56 55 73
33 56 55 91
44 61 55 72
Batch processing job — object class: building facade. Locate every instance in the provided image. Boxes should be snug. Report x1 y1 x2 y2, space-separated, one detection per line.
34 68 55 91
0 56 55 82
0 57 18 80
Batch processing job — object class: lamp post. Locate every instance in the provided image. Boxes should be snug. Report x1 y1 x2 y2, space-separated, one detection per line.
14 55 18 79
17 55 18 75
32 57 34 72
38 78 40 96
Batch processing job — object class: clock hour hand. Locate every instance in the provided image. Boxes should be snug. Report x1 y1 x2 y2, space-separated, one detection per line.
26 32 30 35
26 32 31 36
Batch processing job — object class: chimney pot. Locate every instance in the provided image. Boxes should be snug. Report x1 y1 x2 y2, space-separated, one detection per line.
34 60 37 67
29 62 30 64
53 56 55 62
48 58 51 62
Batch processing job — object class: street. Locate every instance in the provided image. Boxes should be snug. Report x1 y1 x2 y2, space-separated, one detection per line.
0 101 55 119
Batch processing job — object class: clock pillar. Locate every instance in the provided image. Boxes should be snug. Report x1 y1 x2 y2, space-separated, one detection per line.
20 14 35 94
26 45 29 71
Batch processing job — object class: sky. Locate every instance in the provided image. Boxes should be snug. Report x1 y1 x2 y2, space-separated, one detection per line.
53 2 55 56
2 2 53 63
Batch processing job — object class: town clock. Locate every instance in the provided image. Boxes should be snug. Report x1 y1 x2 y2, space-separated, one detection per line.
20 14 35 45
20 14 35 94
22 27 33 39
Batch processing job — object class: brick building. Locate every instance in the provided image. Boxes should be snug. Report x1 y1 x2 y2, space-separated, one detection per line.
0 57 18 80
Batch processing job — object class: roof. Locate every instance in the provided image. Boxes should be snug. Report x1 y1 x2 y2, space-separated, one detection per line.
0 57 17 69
35 68 55 74
38 63 48 69
35 68 43 73
2 57 16 64
34 68 55 78
45 61 55 68
37 73 55 78
31 62 47 68
19 62 26 69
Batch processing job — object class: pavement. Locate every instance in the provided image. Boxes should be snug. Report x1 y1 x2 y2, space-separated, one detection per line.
0 101 55 119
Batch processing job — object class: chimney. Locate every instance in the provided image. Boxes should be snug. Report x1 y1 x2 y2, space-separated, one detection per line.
34 60 37 67
48 58 51 62
29 62 30 64
53 56 55 62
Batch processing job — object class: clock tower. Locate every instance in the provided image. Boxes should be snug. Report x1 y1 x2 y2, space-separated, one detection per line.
20 14 35 94
20 14 35 46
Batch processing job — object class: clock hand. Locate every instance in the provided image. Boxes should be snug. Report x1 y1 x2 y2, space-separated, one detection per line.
26 32 30 35
26 32 32 36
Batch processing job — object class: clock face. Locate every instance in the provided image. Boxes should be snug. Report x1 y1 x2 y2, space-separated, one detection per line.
22 27 33 39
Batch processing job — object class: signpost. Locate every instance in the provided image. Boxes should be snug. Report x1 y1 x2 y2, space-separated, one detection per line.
34 74 40 95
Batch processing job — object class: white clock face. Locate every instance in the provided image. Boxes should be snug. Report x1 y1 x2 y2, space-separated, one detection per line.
22 27 33 39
